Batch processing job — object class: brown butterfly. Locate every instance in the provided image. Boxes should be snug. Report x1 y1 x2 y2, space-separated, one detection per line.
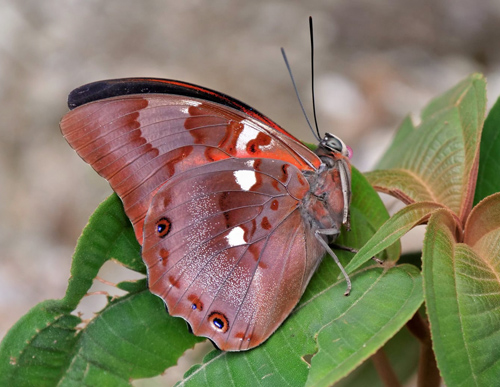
60 78 352 351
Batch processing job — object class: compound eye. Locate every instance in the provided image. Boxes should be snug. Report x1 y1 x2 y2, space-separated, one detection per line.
322 133 351 158
327 136 343 152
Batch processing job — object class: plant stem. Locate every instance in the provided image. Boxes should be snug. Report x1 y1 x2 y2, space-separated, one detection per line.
406 311 441 387
371 349 400 387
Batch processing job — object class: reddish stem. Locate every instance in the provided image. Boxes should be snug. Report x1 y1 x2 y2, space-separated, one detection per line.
371 349 401 387
406 311 441 387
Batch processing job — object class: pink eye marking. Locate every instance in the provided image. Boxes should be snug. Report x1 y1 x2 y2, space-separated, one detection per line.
346 145 353 159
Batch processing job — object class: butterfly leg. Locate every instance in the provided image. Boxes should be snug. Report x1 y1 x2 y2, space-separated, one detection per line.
330 243 357 253
330 243 385 265
315 228 352 296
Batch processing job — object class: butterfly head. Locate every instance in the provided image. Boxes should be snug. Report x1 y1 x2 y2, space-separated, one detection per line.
320 133 352 159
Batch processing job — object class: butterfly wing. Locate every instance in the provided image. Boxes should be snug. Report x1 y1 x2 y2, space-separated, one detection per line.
60 78 321 244
142 157 325 350
60 78 327 351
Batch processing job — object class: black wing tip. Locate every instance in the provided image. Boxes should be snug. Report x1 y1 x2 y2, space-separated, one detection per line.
67 78 144 109
68 77 228 110
65 78 276 132
66 77 209 110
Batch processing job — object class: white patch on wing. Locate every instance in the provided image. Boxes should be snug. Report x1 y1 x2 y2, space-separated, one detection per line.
236 121 259 152
245 159 255 168
233 170 256 191
225 226 246 247
179 99 202 113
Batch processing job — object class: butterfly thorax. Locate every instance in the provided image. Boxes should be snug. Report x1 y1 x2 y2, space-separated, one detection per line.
300 154 350 237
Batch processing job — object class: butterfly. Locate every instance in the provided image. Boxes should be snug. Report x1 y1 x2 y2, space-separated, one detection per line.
60 77 352 351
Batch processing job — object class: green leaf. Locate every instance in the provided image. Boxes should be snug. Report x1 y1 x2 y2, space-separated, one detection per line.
367 73 486 221
347 168 401 262
60 290 204 385
305 265 423 387
62 194 144 310
423 205 500 386
0 290 204 387
176 265 423 386
474 97 500 205
464 192 500 248
0 301 80 387
0 195 202 386
345 202 446 274
334 327 420 387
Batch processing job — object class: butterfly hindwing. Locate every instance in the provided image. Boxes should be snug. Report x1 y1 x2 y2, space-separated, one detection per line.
141 157 321 350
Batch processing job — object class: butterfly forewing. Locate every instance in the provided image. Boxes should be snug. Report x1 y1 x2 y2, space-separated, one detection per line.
60 93 320 244
141 157 321 350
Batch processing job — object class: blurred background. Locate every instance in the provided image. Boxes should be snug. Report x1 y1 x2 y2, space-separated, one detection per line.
1 0 500 385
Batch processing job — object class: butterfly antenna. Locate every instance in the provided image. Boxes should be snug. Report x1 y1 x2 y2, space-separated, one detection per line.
309 17 322 141
281 47 321 142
